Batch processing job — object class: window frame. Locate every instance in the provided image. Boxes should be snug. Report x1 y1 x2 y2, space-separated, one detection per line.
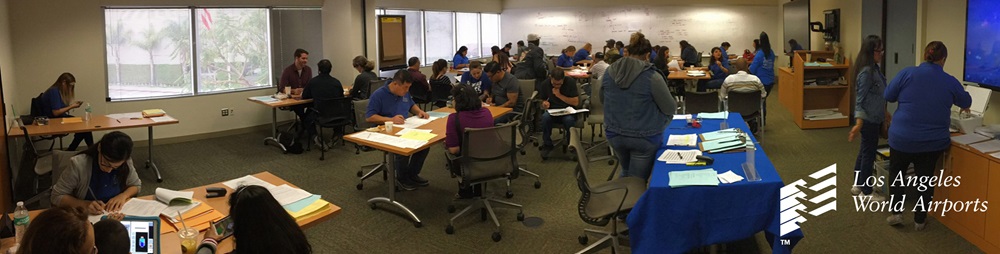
376 8 501 67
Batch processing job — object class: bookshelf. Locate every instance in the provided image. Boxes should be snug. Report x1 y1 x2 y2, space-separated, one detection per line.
777 51 853 129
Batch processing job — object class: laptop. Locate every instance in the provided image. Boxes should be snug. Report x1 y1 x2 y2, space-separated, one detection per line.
110 216 160 254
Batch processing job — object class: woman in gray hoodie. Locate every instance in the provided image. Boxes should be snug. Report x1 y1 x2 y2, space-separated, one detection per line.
602 32 676 181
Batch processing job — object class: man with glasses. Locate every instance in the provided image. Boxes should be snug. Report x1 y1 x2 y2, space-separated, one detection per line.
484 61 522 124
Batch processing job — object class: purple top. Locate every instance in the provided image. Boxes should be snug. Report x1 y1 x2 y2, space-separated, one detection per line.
445 107 495 149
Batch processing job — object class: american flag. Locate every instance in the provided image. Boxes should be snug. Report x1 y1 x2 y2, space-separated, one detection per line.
200 9 213 30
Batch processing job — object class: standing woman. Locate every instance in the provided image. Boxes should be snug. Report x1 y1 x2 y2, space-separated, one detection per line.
349 56 378 100
51 131 141 215
749 32 776 122
453 46 470 69
602 32 676 181
42 73 94 151
848 35 888 201
884 41 971 231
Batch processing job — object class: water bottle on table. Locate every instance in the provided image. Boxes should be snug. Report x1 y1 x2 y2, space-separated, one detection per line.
84 103 92 122
14 201 29 244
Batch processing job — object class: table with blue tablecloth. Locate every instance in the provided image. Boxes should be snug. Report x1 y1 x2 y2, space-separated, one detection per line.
626 113 804 253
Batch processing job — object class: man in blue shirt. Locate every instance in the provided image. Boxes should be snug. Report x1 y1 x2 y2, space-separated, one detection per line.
366 69 431 190
572 43 593 63
720 42 732 61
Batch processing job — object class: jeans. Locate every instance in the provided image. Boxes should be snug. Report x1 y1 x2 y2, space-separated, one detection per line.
540 111 576 146
393 149 429 180
888 147 943 224
852 120 881 195
494 112 516 125
609 135 658 180
763 84 773 123
67 132 94 151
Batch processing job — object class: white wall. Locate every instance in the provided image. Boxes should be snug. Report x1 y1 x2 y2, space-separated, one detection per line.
809 0 861 62
0 0 15 122
4 0 370 142
503 0 777 9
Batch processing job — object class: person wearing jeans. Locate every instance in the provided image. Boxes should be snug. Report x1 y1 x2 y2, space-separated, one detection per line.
602 32 675 181
537 69 580 159
365 69 431 191
883 41 971 231
848 35 888 200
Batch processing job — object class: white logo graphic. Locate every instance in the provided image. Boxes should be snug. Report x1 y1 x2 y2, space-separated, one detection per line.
779 164 837 236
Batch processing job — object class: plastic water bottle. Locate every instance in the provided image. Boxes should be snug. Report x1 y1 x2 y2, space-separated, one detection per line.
84 103 92 122
14 201 29 244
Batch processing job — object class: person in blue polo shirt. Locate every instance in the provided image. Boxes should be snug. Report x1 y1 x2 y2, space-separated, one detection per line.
573 43 593 63
366 69 431 190
453 46 470 69
557 46 577 68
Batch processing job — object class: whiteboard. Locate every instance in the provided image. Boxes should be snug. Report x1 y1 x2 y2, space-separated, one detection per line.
502 6 778 57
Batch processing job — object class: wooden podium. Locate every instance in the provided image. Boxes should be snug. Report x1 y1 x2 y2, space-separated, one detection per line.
777 51 853 129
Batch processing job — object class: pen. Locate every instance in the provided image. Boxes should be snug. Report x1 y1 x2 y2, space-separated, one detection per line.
677 152 683 160
116 119 121 123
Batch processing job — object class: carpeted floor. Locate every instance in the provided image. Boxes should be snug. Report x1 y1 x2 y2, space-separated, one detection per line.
124 89 983 253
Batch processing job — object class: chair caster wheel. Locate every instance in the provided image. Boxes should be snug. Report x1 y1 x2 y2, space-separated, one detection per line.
356 171 363 177
447 205 456 213
517 212 525 221
414 221 422 228
533 142 538 147
505 191 514 198
356 184 363 190
520 150 526 155
534 181 541 189
445 225 454 234
492 232 502 242
608 160 615 165
578 235 588 245
481 208 488 221
369 203 377 210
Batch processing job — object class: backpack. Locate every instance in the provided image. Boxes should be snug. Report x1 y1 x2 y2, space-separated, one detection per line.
278 127 304 154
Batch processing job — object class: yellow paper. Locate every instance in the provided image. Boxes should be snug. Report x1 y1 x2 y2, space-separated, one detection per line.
287 199 331 219
399 131 437 141
142 109 166 117
61 117 83 124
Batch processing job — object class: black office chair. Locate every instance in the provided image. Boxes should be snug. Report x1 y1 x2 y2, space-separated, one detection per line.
429 76 454 109
13 126 57 209
682 91 721 114
445 121 525 242
569 128 647 254
368 78 388 98
28 94 66 151
409 81 432 111
724 90 765 135
309 97 353 160
351 99 389 190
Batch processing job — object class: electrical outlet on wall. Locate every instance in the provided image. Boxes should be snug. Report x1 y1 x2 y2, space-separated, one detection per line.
221 108 230 117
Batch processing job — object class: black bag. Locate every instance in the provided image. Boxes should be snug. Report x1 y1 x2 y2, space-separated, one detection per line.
278 129 303 154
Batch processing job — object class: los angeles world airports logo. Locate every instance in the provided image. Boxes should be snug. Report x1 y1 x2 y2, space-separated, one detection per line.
779 164 837 237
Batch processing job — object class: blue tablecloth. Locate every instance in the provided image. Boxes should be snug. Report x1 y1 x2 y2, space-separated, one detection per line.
626 113 804 253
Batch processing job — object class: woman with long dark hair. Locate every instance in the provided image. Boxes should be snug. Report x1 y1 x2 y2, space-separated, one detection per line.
848 35 888 201
679 40 700 67
749 32 776 122
453 46 470 69
197 185 313 254
429 59 454 107
699 47 731 91
51 131 140 214
444 83 495 198
16 206 94 254
41 72 94 151
884 41 971 231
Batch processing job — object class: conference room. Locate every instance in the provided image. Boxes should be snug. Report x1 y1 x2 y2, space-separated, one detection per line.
0 0 994 253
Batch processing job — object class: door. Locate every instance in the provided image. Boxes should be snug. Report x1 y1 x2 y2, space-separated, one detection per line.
885 0 917 114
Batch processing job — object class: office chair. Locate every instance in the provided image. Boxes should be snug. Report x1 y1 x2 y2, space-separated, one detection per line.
724 90 765 136
409 80 432 111
445 121 525 242
351 99 389 190
28 95 67 151
569 128 647 254
429 75 454 109
584 77 615 166
368 78 388 98
682 91 721 114
13 127 76 209
309 97 353 160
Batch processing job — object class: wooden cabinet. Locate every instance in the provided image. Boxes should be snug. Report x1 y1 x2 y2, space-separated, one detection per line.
776 51 853 129
987 161 1000 248
936 143 1000 253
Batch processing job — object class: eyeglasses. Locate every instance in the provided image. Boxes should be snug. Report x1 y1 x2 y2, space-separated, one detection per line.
98 154 124 169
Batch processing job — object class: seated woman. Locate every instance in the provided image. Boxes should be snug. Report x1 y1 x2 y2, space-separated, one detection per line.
699 47 731 92
41 72 93 151
453 46 470 69
556 46 577 68
197 185 312 254
349 55 378 100
16 206 94 254
429 59 454 108
445 84 495 198
51 131 141 214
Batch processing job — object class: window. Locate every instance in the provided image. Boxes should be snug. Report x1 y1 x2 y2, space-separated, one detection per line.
385 10 423 64
377 9 501 66
480 13 500 57
424 11 455 64
105 7 289 101
105 9 193 99
455 13 481 59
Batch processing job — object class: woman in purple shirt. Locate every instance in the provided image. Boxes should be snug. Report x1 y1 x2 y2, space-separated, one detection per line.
445 84 495 198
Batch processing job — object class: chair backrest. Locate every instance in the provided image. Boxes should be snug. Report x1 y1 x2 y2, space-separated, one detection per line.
460 121 519 182
314 97 353 123
517 79 535 105
368 79 387 98
352 99 374 130
30 93 46 117
14 127 41 201
430 76 453 102
589 78 604 115
569 127 611 226
50 150 76 184
725 90 763 117
683 91 721 114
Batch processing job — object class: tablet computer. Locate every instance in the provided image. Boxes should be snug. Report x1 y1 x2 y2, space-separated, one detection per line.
110 216 161 254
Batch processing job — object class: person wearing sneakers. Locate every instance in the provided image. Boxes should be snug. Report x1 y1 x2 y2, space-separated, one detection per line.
366 69 432 190
537 69 580 159
883 41 971 231
847 35 888 202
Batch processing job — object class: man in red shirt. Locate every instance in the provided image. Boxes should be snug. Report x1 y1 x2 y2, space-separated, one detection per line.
280 48 312 96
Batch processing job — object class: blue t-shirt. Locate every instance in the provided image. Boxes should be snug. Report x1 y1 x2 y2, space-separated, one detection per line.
452 54 470 69
709 60 731 81
88 159 121 202
557 53 575 67
720 48 729 61
572 49 592 62
749 49 775 85
460 72 492 95
366 84 415 120
885 62 973 153
42 87 69 117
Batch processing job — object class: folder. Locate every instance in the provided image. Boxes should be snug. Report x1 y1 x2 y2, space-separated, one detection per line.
142 109 166 118
61 117 83 124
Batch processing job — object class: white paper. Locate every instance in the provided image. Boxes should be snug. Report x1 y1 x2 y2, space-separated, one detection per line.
657 149 702 164
154 188 193 204
150 116 176 123
970 139 1000 153
952 133 991 145
394 128 433 136
717 170 745 184
697 112 729 120
547 107 590 116
267 184 313 206
350 131 428 149
989 151 1000 160
666 134 698 147
397 116 439 129
223 175 277 190
120 199 167 217
106 112 144 120
673 114 693 120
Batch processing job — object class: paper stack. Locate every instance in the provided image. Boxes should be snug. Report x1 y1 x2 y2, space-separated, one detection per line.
249 95 278 103
223 175 331 222
668 168 720 188
141 109 166 118
161 202 225 234
803 108 846 120
348 132 428 149
666 134 698 147
697 112 729 120
547 107 590 117
397 116 440 129
657 149 701 164
717 170 745 184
